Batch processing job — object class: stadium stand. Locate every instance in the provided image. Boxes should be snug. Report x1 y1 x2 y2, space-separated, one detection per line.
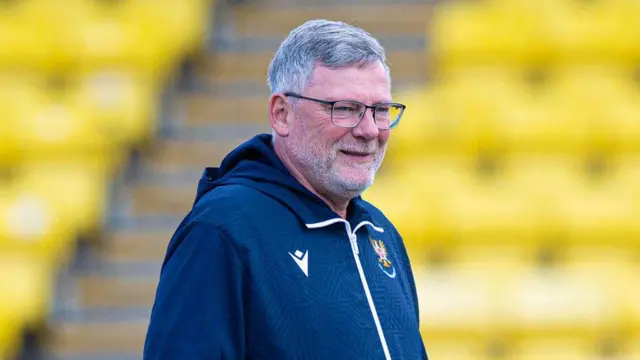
367 0 640 359
0 0 213 358
1 0 638 358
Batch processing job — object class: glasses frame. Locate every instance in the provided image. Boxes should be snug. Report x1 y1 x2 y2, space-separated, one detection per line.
284 92 405 130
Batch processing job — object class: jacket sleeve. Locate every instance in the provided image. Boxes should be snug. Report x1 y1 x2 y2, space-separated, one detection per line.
143 220 245 360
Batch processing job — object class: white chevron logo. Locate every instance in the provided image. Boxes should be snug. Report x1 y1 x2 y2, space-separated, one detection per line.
288 250 308 277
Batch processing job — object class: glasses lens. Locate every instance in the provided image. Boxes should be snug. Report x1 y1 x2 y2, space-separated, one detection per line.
332 101 364 127
375 104 403 129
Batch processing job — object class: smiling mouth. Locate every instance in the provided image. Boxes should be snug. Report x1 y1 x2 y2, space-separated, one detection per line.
340 150 374 158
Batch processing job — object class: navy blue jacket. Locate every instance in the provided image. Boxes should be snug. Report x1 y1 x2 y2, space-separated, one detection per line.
144 134 428 360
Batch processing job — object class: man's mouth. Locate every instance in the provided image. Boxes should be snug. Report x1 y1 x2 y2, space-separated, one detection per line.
340 150 374 158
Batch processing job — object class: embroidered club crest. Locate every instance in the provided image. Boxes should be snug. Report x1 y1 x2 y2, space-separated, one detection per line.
370 237 396 279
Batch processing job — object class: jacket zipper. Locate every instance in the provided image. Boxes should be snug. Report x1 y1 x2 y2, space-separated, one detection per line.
306 219 391 360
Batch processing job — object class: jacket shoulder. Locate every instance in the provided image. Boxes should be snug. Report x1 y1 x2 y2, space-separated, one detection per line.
190 184 282 230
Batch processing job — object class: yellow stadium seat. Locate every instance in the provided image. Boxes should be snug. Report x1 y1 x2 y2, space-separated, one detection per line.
422 333 502 360
622 261 640 333
390 70 514 157
0 0 68 71
364 158 451 254
551 165 639 245
500 258 626 335
68 70 161 146
133 0 212 57
5 81 117 160
60 0 166 75
564 246 637 334
386 85 439 159
0 73 43 166
547 66 640 154
431 0 640 67
417 257 525 335
0 313 22 360
504 154 640 247
429 0 559 68
0 182 76 263
493 79 592 156
0 253 50 327
15 158 112 238
62 0 211 76
438 166 538 243
512 334 619 360
389 68 596 158
368 155 545 254
622 332 640 360
0 0 213 73
550 0 640 65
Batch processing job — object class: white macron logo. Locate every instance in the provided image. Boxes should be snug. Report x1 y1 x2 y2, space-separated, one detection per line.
288 250 308 277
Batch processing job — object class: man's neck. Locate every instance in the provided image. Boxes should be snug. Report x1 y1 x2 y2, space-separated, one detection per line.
273 140 349 219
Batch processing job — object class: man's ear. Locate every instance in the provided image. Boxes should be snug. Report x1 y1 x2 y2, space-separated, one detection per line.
269 93 291 137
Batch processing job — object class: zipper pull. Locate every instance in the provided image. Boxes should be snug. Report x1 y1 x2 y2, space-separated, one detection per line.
349 234 359 255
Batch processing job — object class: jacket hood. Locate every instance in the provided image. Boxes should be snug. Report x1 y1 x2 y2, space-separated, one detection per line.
194 134 372 225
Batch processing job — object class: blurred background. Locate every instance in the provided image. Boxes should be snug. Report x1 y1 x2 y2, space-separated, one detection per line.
0 0 638 359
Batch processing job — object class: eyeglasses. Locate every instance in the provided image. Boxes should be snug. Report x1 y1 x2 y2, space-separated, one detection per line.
284 92 405 130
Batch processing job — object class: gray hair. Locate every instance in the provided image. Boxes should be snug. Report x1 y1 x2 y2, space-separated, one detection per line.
267 19 390 95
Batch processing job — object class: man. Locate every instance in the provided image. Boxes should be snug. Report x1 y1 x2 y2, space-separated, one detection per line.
144 19 428 360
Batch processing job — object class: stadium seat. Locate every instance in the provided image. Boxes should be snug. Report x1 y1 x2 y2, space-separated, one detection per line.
550 165 639 245
0 72 43 166
623 261 640 333
0 253 50 326
547 66 640 154
61 0 211 77
135 0 213 58
512 334 620 360
389 69 514 157
15 159 112 238
0 157 114 264
508 154 640 246
623 331 640 360
437 165 538 243
6 81 118 160
69 70 160 146
368 155 546 254
417 257 526 335
431 0 640 67
0 313 22 360
421 333 502 360
550 0 640 65
62 0 167 75
429 1 554 68
0 0 67 71
0 182 75 263
386 85 439 159
493 77 592 156
389 68 597 158
501 258 626 335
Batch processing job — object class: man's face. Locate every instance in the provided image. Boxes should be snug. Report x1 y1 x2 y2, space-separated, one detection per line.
286 61 391 199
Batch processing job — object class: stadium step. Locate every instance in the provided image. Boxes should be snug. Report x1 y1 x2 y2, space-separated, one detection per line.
77 275 158 309
202 48 426 85
179 93 267 124
142 138 244 174
230 3 432 37
99 231 171 264
47 318 148 358
128 183 195 216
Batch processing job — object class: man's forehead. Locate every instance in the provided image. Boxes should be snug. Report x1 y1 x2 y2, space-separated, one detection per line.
306 63 391 100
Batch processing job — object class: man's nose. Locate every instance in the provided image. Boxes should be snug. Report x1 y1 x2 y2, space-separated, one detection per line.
352 108 379 140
